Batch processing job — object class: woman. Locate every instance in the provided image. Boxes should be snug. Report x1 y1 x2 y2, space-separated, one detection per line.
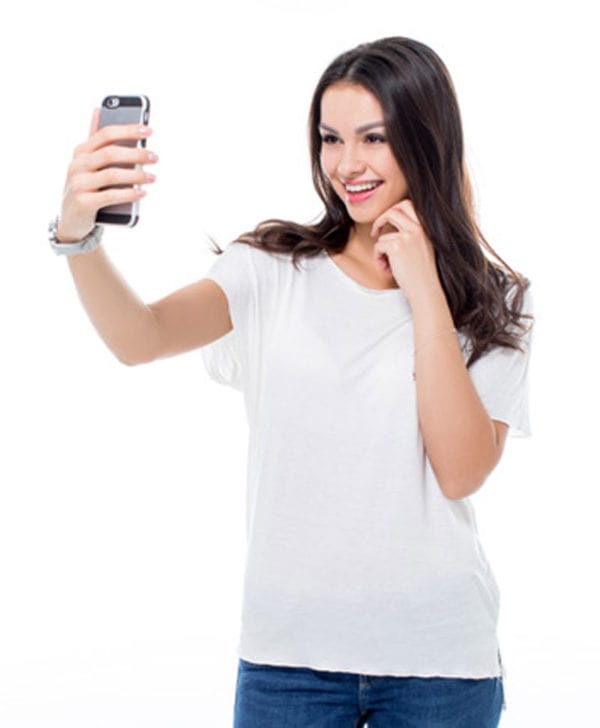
51 36 533 728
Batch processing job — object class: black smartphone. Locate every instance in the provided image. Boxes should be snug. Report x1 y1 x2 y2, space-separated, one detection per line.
95 95 151 226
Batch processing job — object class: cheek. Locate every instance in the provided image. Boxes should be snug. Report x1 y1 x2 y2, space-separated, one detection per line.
320 152 334 178
389 164 408 189
378 152 406 184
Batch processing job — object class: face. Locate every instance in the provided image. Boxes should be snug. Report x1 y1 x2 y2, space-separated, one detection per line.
319 82 410 227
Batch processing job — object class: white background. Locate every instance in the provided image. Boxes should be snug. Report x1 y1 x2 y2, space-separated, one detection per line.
1 0 598 725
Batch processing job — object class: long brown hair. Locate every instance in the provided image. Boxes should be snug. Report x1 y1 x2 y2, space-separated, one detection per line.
209 36 533 368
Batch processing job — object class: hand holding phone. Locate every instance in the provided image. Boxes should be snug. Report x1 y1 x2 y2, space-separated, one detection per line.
57 95 157 243
96 95 151 226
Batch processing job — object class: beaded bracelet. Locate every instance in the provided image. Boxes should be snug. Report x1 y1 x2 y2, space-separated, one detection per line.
413 327 458 355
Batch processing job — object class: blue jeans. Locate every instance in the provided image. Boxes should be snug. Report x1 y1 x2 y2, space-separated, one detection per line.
233 658 504 727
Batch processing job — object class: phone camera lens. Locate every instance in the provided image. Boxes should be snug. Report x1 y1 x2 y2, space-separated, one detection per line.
107 97 120 109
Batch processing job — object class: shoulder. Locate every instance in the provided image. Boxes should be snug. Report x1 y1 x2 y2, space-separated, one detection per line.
233 241 325 272
222 241 290 263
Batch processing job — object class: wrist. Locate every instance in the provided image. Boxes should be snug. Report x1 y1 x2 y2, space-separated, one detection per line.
56 219 94 243
410 283 456 341
49 215 104 256
414 327 458 355
408 279 448 312
56 234 86 244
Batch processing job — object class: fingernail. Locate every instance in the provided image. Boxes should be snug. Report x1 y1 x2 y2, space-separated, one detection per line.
139 126 152 135
147 152 159 162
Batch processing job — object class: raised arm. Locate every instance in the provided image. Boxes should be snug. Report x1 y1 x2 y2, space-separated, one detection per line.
56 110 232 366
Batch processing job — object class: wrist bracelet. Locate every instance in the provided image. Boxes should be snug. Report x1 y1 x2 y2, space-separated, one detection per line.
414 327 458 355
48 215 104 256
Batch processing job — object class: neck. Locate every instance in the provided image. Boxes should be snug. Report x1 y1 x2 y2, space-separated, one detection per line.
345 223 376 260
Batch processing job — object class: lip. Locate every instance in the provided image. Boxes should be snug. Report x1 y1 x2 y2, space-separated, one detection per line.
344 180 384 204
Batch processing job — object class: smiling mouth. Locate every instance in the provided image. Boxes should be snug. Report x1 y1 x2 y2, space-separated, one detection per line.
343 181 384 203
344 181 383 193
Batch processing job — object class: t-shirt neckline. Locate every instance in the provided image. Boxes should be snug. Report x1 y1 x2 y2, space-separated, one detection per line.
322 250 407 299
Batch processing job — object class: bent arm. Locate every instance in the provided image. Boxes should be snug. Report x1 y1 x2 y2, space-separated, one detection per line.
411 283 507 499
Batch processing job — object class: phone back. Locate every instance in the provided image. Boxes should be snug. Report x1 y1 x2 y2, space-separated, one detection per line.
96 95 150 226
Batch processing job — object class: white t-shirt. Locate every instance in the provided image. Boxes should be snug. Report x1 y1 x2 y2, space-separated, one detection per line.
201 241 534 678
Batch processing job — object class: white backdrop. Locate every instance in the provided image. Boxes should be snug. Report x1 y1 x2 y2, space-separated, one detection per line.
1 0 598 725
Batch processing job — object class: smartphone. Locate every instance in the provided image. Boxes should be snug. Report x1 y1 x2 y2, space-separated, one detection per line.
95 95 151 226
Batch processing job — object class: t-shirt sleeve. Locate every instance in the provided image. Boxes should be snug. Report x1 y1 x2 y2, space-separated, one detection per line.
465 284 535 438
200 242 255 391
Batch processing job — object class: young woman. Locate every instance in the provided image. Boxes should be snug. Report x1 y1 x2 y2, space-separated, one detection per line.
52 36 533 728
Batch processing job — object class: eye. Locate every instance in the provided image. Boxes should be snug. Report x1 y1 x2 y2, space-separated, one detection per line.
365 133 386 143
320 134 339 144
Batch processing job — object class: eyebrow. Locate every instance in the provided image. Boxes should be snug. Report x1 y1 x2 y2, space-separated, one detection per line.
318 121 385 135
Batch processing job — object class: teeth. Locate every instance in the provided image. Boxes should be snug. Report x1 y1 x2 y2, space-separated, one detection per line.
346 181 381 193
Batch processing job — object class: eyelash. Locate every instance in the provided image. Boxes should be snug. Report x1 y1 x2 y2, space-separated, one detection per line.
321 133 387 144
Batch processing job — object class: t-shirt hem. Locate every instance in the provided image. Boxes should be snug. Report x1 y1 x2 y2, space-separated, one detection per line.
236 649 502 679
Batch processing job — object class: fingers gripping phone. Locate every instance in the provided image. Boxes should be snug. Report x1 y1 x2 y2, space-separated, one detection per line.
95 95 150 226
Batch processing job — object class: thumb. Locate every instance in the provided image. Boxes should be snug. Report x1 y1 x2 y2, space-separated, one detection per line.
88 107 100 138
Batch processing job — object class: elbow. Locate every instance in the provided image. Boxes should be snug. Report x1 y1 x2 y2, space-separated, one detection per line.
112 333 160 366
439 458 498 500
116 353 139 366
115 350 154 367
435 437 501 500
440 476 485 500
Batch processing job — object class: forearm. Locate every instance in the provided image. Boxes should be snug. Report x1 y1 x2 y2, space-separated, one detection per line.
65 244 160 365
410 284 497 499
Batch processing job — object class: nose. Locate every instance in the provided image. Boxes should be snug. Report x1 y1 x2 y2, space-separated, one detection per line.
336 141 365 179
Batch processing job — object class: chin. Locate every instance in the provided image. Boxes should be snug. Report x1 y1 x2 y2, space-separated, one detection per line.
345 206 382 224
352 216 377 227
